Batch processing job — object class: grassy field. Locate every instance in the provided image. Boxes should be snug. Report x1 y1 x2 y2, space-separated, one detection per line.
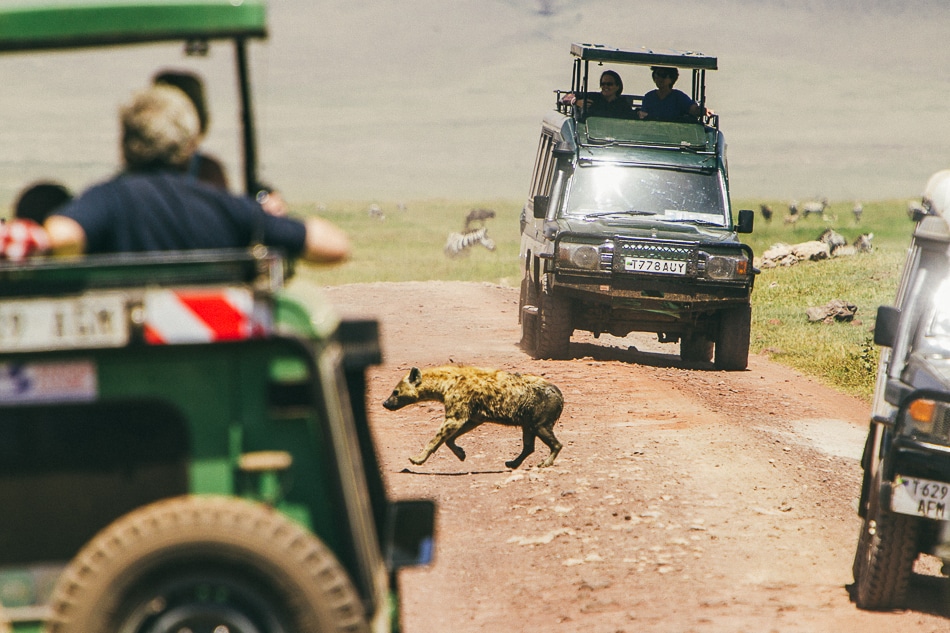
295 197 918 400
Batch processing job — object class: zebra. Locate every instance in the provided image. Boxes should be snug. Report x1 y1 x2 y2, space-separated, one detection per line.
444 227 496 258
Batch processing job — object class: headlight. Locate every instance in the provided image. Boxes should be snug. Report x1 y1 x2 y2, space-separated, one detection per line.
702 253 749 280
557 242 607 271
902 398 950 439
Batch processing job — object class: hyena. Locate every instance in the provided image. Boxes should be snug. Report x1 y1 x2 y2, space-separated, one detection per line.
382 366 563 469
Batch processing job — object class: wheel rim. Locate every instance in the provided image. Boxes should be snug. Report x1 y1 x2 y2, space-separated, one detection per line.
118 572 287 633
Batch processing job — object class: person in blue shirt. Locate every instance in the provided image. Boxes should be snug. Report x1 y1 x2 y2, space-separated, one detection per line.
44 85 349 263
637 66 709 122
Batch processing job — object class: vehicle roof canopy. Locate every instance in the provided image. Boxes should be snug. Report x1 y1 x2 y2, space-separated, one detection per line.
0 0 266 52
570 43 717 70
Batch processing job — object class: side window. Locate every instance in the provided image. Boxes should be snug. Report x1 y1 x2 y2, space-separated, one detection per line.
529 133 555 199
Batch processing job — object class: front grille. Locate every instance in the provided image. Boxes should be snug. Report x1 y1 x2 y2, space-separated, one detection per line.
615 241 695 274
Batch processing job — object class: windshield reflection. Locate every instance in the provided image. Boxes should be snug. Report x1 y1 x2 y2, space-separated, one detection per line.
563 164 727 224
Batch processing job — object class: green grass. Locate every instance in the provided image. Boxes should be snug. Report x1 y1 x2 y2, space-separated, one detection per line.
293 199 522 287
293 197 918 400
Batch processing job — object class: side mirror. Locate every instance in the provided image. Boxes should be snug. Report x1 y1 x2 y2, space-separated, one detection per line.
533 195 550 219
874 305 900 347
385 499 436 570
736 209 754 234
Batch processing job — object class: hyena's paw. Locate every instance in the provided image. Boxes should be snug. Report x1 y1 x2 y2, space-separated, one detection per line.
408 454 428 466
447 443 466 461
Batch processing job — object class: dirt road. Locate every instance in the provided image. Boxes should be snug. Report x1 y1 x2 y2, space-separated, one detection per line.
314 280 950 633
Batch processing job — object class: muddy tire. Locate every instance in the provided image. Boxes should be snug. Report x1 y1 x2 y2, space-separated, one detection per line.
519 277 538 353
44 496 369 633
852 506 919 610
680 332 713 362
714 305 751 370
534 278 572 360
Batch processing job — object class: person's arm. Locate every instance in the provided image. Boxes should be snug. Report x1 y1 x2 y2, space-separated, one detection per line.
43 214 87 255
301 216 350 264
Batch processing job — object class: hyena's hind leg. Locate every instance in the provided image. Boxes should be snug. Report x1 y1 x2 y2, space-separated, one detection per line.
534 424 562 468
505 426 536 470
534 387 564 468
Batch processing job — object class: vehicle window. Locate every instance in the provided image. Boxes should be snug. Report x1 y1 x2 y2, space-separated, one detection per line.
562 164 728 223
917 276 950 357
898 252 950 365
529 133 556 199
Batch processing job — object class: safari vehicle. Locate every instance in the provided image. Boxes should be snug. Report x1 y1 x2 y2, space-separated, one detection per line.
852 169 950 610
0 3 433 633
519 43 756 369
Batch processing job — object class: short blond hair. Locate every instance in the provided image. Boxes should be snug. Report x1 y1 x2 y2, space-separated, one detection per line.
121 85 200 170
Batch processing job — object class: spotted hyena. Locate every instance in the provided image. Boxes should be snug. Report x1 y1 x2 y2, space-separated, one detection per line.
382 365 563 469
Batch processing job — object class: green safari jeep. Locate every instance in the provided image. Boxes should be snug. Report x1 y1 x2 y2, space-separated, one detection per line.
519 44 756 369
0 3 434 633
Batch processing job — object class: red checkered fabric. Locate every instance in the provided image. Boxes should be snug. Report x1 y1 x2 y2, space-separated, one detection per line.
0 218 51 262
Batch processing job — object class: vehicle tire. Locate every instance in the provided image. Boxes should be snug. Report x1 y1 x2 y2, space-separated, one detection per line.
714 305 751 370
680 332 713 362
44 496 369 633
534 278 572 360
519 277 538 353
852 506 920 610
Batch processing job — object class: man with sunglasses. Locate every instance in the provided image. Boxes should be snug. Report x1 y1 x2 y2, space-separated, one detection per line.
637 66 708 122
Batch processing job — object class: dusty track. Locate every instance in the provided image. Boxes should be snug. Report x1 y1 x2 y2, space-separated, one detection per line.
311 280 950 633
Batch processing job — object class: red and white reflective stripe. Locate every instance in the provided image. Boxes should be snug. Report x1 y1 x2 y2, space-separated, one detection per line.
143 287 269 344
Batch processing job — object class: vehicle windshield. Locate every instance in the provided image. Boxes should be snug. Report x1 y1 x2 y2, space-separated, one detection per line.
562 164 728 225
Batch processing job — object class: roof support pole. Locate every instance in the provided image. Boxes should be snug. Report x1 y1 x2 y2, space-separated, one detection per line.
235 37 259 195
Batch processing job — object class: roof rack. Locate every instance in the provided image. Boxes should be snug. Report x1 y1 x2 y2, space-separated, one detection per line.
570 43 717 70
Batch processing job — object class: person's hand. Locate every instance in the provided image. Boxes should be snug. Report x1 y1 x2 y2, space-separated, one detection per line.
256 188 288 216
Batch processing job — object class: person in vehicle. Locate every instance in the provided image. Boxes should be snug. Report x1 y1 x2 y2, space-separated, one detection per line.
153 69 289 216
637 66 708 122
0 181 72 262
153 69 229 190
562 70 633 119
13 181 73 224
43 85 349 264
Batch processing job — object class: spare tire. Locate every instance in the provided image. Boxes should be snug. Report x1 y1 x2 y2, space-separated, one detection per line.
44 496 369 633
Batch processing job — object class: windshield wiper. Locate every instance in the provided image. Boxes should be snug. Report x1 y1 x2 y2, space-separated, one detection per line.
582 210 657 219
660 218 726 228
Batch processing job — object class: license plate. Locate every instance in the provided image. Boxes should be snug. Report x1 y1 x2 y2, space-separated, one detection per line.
624 257 687 275
0 293 129 352
892 474 950 519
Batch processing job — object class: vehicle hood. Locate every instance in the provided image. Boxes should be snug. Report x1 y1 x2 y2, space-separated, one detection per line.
555 216 739 244
904 355 950 392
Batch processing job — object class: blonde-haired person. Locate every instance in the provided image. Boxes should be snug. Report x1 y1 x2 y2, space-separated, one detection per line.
44 86 348 263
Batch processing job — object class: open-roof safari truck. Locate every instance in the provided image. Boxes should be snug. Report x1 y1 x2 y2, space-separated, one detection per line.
518 44 756 369
852 171 950 610
0 3 434 632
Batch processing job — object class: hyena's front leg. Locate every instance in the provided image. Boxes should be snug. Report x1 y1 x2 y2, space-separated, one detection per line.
410 416 467 465
445 420 478 461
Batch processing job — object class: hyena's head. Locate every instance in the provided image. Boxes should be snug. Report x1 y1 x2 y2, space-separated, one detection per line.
382 367 423 411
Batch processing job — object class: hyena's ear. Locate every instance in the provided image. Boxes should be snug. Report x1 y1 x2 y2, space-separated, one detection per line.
408 367 422 386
